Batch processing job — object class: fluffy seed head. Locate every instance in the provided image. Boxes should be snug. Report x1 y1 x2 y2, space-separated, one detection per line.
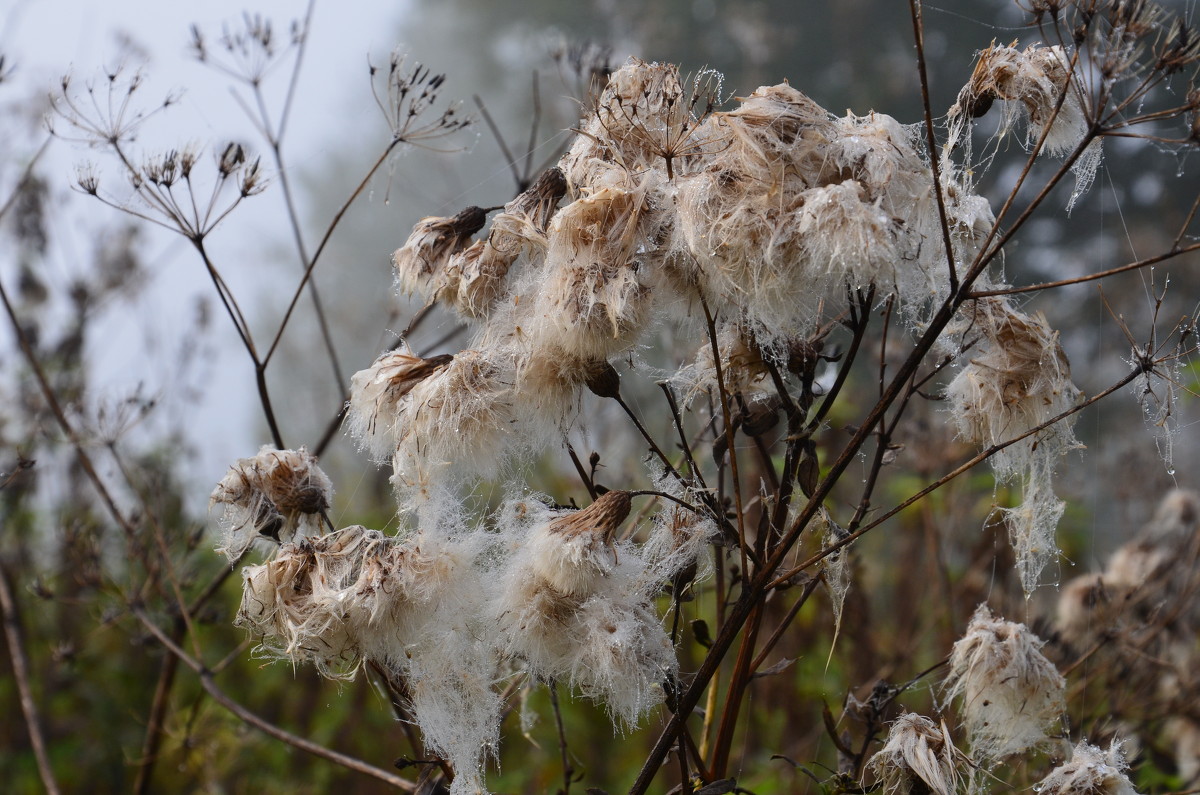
392 205 487 297
387 348 514 491
946 298 1080 479
950 42 1100 208
1036 741 1139 795
532 180 655 360
533 490 631 597
943 604 1066 761
494 492 674 727
868 713 966 795
346 350 454 461
210 446 332 559
441 168 565 318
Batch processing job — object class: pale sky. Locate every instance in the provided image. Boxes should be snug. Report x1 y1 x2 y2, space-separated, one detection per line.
1 0 421 501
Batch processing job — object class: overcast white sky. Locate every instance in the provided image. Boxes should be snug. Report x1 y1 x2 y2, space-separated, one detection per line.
2 0 413 153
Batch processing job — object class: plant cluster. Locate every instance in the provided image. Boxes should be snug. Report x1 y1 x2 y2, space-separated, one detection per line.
1 0 1199 793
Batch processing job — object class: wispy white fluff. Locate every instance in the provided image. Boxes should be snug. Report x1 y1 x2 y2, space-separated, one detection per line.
943 604 1066 761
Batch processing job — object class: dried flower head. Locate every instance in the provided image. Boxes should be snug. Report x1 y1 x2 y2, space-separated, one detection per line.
676 322 760 393
1056 489 1200 679
439 167 565 318
495 493 675 726
672 82 838 328
346 349 455 461
237 525 375 675
943 604 1066 761
210 446 332 559
236 523 497 795
392 205 488 298
1036 741 1139 795
190 11 306 85
867 713 967 795
949 42 1100 208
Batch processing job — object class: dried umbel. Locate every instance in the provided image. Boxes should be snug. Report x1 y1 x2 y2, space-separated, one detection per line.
1036 741 1139 795
210 446 332 559
943 604 1066 762
867 713 967 795
590 57 721 178
346 349 454 461
392 205 487 298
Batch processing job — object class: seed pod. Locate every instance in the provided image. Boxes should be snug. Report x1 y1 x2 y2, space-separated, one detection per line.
739 397 780 437
583 360 621 399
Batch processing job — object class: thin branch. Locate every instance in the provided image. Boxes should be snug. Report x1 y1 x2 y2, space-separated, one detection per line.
771 366 1142 587
266 140 402 365
473 94 523 191
0 562 61 795
969 242 1200 297
0 137 52 223
908 0 959 293
549 683 575 795
0 275 140 540
131 607 417 791
699 295 749 580
132 634 180 795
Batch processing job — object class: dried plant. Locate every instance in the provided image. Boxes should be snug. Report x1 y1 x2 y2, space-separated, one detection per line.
943 604 1067 761
2 1 1199 794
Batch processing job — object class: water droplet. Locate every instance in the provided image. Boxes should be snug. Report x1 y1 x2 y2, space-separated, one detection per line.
1167 468 1176 475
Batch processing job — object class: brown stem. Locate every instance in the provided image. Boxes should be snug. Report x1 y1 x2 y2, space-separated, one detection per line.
699 295 749 580
132 608 416 791
969 242 1200 298
707 601 763 778
909 0 959 293
132 635 181 795
0 562 62 795
749 573 823 673
549 683 574 795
